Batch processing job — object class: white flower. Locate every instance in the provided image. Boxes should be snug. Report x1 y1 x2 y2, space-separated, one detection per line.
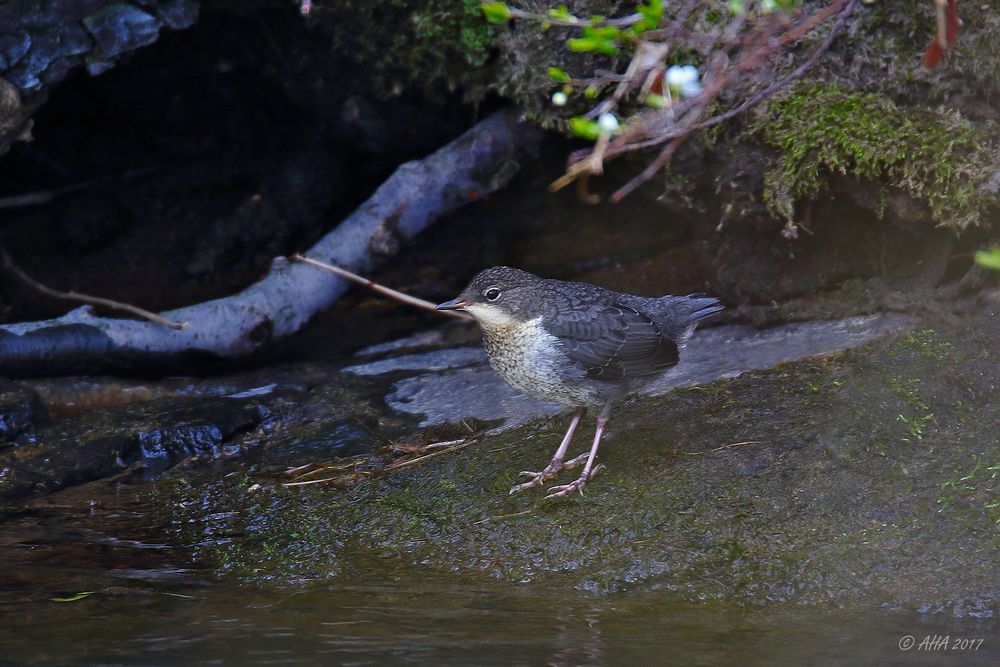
598 113 619 132
551 91 568 107
665 64 702 98
680 80 703 97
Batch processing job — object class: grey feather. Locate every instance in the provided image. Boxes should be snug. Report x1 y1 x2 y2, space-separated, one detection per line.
444 266 723 408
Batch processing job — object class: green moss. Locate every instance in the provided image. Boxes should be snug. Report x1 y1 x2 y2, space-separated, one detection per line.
755 82 997 230
890 328 953 361
938 455 1000 530
411 0 496 69
314 0 500 100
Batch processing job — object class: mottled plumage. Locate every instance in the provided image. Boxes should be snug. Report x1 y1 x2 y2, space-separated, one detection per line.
437 266 722 498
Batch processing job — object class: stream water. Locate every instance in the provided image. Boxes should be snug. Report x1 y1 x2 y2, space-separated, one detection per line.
2 479 997 667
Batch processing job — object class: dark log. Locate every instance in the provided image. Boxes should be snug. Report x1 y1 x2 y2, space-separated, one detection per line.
0 108 540 377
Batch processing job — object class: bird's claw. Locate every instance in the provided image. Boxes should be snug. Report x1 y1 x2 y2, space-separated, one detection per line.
544 480 585 499
543 464 605 500
510 460 573 495
509 472 547 495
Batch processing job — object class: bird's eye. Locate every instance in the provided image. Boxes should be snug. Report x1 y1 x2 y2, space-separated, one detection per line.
484 288 501 301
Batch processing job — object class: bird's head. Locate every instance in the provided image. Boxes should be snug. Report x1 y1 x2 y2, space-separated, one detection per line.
436 266 543 328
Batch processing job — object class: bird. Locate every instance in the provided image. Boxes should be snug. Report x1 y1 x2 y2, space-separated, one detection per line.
436 266 722 499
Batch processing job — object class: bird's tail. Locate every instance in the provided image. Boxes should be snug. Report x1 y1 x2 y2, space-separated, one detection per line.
683 294 724 324
656 294 723 344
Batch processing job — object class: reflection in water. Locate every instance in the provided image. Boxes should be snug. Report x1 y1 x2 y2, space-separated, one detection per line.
0 476 997 667
2 540 999 666
549 606 604 667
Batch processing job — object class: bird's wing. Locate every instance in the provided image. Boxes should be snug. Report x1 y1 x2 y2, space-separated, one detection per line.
544 301 679 383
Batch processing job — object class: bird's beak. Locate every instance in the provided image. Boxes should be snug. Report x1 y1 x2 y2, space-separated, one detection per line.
435 297 469 311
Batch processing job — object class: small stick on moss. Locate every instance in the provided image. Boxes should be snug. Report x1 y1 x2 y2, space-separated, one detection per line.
291 253 472 320
385 438 479 471
0 248 187 330
472 509 534 526
681 440 761 456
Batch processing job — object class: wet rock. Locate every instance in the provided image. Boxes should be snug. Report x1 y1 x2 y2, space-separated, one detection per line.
377 314 917 430
353 324 479 357
390 365 563 429
0 78 22 132
343 347 486 377
83 5 162 59
5 22 92 90
169 309 1000 616
0 0 198 152
0 378 48 442
152 0 199 31
251 382 390 469
0 396 263 499
0 34 31 72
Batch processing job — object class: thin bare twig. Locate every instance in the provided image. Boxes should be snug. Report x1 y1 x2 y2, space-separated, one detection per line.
472 509 534 525
610 133 689 202
0 167 160 211
508 7 642 29
280 437 479 488
557 0 856 199
0 248 187 330
384 438 478 471
695 0 857 131
681 440 762 455
291 254 472 320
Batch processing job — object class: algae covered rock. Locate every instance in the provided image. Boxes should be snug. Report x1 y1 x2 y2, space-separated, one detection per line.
165 308 1000 617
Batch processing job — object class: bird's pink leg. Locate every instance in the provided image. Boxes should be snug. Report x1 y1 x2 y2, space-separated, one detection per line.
509 407 586 495
546 402 612 499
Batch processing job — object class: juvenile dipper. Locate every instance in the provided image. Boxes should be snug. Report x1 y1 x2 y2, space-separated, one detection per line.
436 266 722 498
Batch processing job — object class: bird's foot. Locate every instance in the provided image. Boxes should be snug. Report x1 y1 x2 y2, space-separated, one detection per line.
562 452 589 470
509 460 568 495
544 464 605 500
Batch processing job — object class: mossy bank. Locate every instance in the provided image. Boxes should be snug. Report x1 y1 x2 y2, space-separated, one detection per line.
158 305 1000 616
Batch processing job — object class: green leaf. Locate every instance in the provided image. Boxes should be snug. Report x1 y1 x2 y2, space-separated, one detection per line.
568 36 618 55
480 2 511 23
633 0 663 32
582 25 620 40
637 1 663 23
584 84 598 99
728 0 746 14
567 37 600 52
547 67 570 83
547 5 572 21
644 94 668 108
975 247 1000 271
569 117 601 141
775 0 802 10
50 591 95 603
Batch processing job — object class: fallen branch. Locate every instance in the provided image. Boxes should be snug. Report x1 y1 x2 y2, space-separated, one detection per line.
0 248 187 330
0 108 539 377
291 254 472 320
